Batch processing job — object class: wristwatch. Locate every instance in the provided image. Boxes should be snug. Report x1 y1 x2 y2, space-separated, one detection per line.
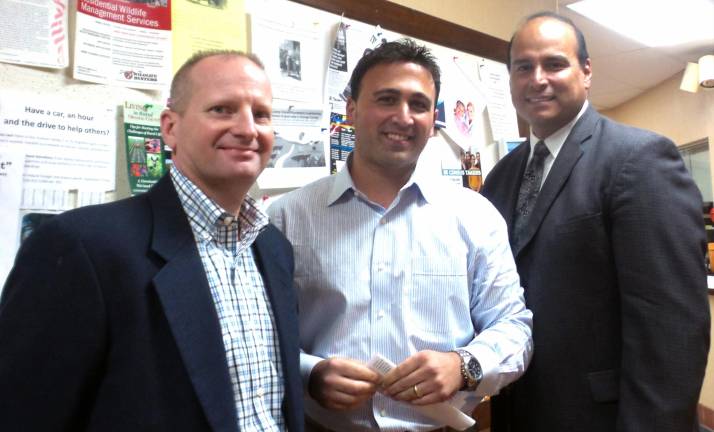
454 349 482 391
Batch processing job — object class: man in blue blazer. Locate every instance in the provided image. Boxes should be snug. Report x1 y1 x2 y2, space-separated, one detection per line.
0 51 303 431
481 12 710 432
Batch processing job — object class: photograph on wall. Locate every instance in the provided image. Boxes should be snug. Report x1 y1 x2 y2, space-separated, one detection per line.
439 57 487 152
0 0 69 69
73 0 172 90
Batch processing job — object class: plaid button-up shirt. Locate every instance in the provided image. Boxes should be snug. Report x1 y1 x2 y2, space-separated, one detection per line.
171 168 285 431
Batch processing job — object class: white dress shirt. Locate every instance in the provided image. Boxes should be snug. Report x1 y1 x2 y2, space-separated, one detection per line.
268 164 533 432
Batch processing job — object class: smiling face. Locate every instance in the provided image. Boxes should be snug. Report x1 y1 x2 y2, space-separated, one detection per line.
346 61 436 177
509 17 591 139
161 55 273 210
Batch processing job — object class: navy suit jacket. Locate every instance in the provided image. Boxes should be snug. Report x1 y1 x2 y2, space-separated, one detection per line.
0 175 304 432
481 106 710 432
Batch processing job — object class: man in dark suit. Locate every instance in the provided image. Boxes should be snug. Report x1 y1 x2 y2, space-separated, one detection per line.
0 51 304 432
481 12 710 432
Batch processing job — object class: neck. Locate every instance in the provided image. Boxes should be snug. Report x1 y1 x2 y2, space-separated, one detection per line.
350 154 414 209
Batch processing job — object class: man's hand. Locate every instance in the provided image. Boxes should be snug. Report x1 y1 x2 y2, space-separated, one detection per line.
308 357 382 410
381 350 462 405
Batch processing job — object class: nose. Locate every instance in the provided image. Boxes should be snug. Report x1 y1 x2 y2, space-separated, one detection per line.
531 65 547 87
229 108 258 140
392 101 414 126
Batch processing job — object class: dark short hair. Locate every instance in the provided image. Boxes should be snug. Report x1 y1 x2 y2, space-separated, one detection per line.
507 12 589 71
349 38 441 107
169 50 264 113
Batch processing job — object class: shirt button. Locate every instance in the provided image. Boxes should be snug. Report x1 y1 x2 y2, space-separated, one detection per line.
223 216 233 226
379 409 387 417
256 387 265 397
379 218 386 225
377 310 385 319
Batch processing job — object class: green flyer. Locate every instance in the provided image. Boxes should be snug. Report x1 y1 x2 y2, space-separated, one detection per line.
123 101 171 195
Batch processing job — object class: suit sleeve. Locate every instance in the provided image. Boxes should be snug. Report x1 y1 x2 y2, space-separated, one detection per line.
609 135 710 431
0 219 107 430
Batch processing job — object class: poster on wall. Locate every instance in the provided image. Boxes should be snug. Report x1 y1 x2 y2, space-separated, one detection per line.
0 90 116 210
73 0 172 90
478 58 520 142
123 101 171 195
172 0 247 72
0 0 69 69
435 57 488 191
250 14 325 104
257 106 328 189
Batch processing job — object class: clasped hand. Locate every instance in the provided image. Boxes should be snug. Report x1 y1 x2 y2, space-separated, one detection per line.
309 350 462 410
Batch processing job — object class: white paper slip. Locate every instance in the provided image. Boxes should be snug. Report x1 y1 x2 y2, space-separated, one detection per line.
367 354 476 431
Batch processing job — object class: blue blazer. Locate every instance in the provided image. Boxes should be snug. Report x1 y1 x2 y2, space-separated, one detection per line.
481 106 709 432
0 175 304 432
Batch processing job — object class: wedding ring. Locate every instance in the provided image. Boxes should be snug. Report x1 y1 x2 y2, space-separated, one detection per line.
413 385 421 398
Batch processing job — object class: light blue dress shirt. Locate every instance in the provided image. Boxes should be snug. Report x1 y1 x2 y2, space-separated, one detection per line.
268 164 532 432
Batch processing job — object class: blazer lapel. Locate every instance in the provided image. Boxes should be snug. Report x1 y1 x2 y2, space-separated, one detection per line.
148 176 238 432
514 107 598 256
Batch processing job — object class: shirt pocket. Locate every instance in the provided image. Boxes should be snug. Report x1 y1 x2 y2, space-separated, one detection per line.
408 255 469 335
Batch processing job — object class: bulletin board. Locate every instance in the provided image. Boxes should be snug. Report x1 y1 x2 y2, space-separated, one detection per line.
0 0 522 288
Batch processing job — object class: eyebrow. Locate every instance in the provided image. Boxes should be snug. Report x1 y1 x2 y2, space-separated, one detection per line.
372 88 432 104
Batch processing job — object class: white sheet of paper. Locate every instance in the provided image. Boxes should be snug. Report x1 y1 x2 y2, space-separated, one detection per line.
367 354 477 431
0 90 116 210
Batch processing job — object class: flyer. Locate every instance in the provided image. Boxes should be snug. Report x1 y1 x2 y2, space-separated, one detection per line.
0 0 69 69
74 0 172 90
123 101 170 195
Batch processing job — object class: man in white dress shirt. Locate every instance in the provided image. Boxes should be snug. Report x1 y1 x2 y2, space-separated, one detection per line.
268 39 533 432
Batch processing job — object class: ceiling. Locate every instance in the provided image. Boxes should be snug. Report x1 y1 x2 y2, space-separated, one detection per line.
558 1 714 110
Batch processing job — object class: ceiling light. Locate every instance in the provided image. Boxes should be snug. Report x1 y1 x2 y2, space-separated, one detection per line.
567 0 714 47
680 55 714 93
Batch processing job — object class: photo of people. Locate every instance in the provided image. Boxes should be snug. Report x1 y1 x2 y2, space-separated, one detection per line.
460 149 482 192
453 100 469 135
279 40 301 80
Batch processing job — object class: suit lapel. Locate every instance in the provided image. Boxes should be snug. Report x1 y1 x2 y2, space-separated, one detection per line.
148 176 238 432
514 107 598 256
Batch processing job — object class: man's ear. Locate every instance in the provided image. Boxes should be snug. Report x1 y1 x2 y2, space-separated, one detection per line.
346 97 356 123
160 109 179 152
430 108 438 137
582 58 592 90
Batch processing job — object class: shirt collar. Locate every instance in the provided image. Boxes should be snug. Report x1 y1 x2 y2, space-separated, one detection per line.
530 100 589 159
170 167 268 245
327 154 430 207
